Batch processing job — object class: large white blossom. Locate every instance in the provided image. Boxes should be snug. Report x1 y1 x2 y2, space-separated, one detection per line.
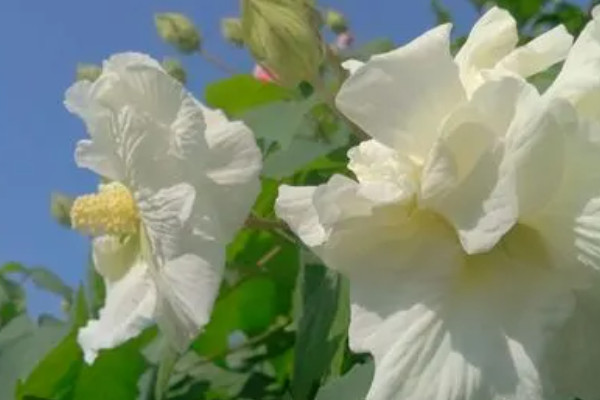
342 7 573 96
65 53 261 363
276 8 600 400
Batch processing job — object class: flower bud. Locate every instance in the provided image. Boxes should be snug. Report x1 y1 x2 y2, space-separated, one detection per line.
154 12 202 54
76 63 102 82
241 0 324 87
50 192 74 228
162 57 187 84
221 17 245 47
336 31 354 50
325 9 348 34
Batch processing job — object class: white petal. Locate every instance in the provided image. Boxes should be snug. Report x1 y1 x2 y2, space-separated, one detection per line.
546 12 600 119
497 25 573 78
420 79 534 254
155 249 224 350
347 140 417 204
455 7 518 93
336 24 465 159
137 183 197 263
92 58 186 126
92 235 139 282
341 59 365 75
137 183 226 350
346 229 574 400
103 52 164 73
275 185 327 247
74 139 123 181
524 119 600 273
78 257 156 364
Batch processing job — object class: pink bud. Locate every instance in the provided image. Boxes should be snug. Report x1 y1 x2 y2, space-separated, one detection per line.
253 64 277 83
336 31 354 50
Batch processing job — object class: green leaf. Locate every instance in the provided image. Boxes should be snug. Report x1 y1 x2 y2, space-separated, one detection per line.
291 253 350 400
205 75 289 116
28 267 73 302
0 262 27 274
242 97 319 150
262 127 350 179
314 362 374 400
194 277 279 357
0 315 68 400
17 325 153 400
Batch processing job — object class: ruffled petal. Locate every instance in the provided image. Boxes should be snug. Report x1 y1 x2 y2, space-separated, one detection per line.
455 7 518 93
275 185 327 247
336 24 465 159
346 227 574 400
78 254 156 364
348 140 417 204
137 183 225 349
546 11 600 119
497 25 573 78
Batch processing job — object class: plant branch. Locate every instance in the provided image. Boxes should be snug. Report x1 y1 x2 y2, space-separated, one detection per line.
199 49 239 75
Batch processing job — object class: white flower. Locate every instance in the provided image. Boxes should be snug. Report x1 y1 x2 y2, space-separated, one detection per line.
276 12 600 400
342 7 573 96
65 53 262 363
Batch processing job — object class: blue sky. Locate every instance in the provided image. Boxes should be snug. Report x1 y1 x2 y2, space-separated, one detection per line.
0 0 558 315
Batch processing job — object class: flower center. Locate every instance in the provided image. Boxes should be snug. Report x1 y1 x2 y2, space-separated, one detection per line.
70 182 140 236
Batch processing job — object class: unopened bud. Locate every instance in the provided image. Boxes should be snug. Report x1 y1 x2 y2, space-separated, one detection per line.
76 63 102 82
335 31 354 50
325 9 348 34
162 58 187 84
154 13 202 54
50 192 74 228
221 17 245 47
242 0 324 87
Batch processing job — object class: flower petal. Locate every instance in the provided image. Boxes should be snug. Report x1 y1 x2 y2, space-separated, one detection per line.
336 24 465 159
275 185 327 247
455 7 518 93
78 256 156 364
498 25 573 78
347 230 574 400
348 140 417 204
546 11 600 119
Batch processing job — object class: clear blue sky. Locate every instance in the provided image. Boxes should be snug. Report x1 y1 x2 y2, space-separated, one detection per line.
0 0 526 315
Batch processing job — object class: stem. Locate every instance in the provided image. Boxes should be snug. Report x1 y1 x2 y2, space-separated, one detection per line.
199 49 239 75
197 317 292 365
245 213 287 231
154 344 180 400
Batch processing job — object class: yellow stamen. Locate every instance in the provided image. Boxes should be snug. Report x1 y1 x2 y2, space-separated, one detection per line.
71 182 139 236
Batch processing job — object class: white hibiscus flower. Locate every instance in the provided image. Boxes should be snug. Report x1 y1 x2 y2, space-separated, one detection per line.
65 53 262 363
342 7 573 96
276 11 600 400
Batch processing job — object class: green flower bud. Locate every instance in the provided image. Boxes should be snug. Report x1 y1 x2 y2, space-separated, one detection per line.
242 0 324 87
221 17 245 47
162 57 187 84
76 63 101 82
154 12 202 54
325 9 348 34
50 192 74 228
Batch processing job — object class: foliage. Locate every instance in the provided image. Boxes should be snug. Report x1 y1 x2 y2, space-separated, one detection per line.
2 1 597 399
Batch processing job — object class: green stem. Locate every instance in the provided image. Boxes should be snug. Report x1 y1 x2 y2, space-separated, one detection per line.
154 344 180 400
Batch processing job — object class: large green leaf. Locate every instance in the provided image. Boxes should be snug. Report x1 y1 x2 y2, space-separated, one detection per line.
242 97 319 151
291 252 350 400
194 276 280 358
0 315 68 400
17 290 152 400
205 75 290 116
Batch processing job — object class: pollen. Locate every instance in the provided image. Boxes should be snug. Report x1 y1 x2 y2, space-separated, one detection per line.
70 182 140 236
